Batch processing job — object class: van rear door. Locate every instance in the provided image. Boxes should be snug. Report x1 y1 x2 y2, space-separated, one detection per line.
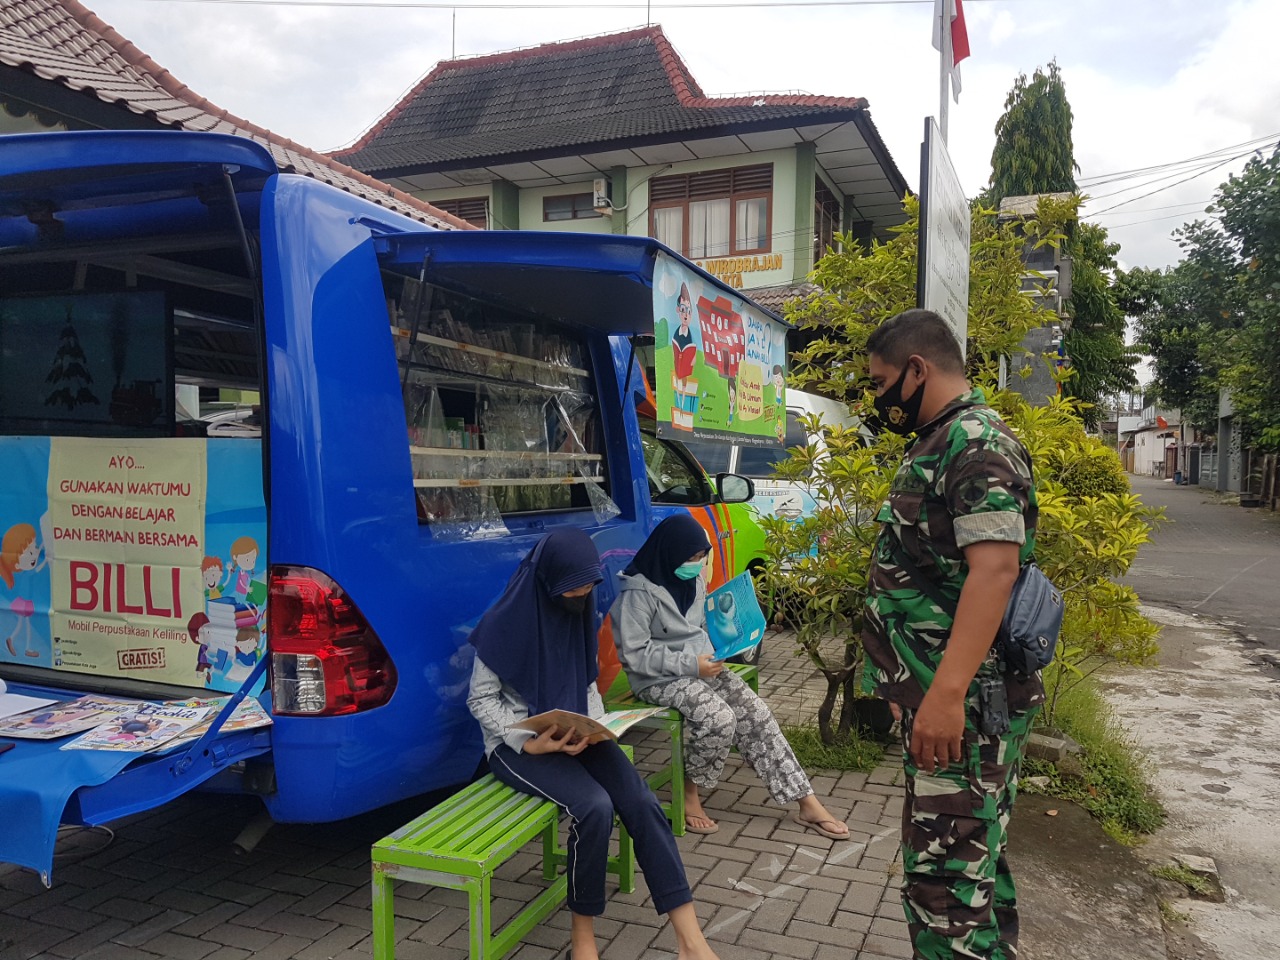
0 131 278 884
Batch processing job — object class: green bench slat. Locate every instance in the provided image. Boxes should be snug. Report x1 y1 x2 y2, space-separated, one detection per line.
378 784 551 866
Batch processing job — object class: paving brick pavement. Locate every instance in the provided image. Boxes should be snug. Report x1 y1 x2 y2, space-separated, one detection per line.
0 632 911 960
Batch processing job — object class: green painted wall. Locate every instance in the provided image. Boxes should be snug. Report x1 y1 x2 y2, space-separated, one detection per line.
792 142 816 283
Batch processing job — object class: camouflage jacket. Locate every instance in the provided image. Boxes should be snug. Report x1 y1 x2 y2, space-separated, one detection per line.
861 388 1045 712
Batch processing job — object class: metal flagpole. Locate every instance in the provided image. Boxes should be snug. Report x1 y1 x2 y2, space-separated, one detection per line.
938 0 951 144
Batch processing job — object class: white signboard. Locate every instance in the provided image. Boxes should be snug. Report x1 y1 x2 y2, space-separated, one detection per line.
917 117 970 349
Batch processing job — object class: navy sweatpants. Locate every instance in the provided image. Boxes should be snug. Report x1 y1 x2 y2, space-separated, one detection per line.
488 739 691 917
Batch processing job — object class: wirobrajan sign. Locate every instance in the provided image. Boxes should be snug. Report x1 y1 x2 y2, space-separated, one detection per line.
917 117 971 349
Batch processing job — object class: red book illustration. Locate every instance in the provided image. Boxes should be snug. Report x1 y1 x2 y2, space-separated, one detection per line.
673 342 697 380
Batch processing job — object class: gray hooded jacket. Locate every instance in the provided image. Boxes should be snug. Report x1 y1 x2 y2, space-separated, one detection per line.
609 571 713 695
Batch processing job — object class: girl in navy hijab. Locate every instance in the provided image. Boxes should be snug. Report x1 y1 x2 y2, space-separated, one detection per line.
467 529 721 960
610 515 850 840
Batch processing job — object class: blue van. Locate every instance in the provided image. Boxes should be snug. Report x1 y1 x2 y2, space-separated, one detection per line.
0 130 759 883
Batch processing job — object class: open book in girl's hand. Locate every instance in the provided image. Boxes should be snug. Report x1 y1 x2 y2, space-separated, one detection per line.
514 706 666 744
705 572 767 662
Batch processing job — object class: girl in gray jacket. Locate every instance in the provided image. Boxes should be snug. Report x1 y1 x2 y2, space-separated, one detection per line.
610 514 849 840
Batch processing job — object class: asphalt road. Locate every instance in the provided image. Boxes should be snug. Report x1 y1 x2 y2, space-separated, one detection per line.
1122 475 1280 648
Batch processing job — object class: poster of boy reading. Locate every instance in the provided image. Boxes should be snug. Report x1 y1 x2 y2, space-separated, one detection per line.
651 252 788 447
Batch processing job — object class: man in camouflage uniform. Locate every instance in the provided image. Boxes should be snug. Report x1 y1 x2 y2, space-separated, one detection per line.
861 309 1043 960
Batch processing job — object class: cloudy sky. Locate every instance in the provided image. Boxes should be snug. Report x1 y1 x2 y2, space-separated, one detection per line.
83 0 1279 272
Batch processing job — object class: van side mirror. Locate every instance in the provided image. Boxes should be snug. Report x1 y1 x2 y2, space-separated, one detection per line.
715 473 754 504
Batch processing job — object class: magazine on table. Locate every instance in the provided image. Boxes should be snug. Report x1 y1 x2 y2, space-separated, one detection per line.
0 695 138 740
60 702 213 752
704 572 767 663
0 678 56 723
513 706 665 744
162 696 273 749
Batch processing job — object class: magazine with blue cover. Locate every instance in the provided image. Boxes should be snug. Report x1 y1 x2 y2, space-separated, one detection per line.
704 572 766 662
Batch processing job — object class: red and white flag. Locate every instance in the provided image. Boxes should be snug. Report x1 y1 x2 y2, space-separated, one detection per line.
933 0 971 102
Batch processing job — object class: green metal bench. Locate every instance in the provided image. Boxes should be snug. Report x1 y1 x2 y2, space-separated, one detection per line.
371 749 635 960
603 661 758 837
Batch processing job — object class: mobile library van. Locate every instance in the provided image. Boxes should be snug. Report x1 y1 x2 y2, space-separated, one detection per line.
0 130 782 883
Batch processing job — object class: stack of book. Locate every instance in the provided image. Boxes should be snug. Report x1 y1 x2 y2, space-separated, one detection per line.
206 598 258 670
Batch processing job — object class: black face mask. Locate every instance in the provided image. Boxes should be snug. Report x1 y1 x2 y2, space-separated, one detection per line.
873 365 925 435
554 593 591 614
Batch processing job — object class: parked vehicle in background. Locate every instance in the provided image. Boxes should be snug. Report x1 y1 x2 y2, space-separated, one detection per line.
683 389 861 528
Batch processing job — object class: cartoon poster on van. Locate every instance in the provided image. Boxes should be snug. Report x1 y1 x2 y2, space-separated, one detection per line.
652 253 788 448
0 436 266 694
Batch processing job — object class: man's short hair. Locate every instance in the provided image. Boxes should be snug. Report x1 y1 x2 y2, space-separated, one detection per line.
866 309 965 373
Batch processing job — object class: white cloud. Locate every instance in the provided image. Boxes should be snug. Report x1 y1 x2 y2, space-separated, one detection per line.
988 11 1016 47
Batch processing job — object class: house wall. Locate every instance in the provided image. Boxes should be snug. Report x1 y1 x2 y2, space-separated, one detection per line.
414 145 852 288
1130 427 1176 477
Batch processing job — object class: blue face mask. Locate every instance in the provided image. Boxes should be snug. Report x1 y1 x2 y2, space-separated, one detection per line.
674 560 705 581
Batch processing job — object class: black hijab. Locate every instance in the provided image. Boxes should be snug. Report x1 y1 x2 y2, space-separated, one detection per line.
468 529 602 716
625 514 711 616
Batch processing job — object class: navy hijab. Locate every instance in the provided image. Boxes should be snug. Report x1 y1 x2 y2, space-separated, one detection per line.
625 514 712 616
468 529 603 716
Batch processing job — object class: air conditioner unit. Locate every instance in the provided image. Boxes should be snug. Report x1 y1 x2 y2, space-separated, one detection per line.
592 177 611 212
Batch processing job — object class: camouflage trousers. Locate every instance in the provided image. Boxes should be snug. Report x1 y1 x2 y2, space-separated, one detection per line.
898 705 1038 960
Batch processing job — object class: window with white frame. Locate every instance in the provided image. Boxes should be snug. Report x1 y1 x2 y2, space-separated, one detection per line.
649 165 773 259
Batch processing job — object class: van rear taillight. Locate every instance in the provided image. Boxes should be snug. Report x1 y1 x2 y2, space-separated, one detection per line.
268 566 397 716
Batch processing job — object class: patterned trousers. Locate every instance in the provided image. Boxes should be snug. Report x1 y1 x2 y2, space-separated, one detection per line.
642 668 812 804
899 705 1038 960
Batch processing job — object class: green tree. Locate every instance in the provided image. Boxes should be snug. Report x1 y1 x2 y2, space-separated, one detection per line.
1114 224 1241 432
1119 148 1280 447
986 64 1137 427
988 62 1078 204
1062 221 1140 424
1214 147 1280 447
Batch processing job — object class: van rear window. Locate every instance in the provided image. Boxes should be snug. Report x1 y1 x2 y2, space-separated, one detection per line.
0 292 172 437
384 276 612 535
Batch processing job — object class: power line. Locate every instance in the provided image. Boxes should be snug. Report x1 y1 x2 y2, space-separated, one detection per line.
1083 148 1261 204
1086 150 1264 218
1077 133 1279 188
1105 209 1221 230
1091 199 1213 218
128 0 1028 8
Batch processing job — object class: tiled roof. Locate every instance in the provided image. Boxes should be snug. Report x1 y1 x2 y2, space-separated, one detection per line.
335 26 872 176
743 281 821 315
0 0 474 229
